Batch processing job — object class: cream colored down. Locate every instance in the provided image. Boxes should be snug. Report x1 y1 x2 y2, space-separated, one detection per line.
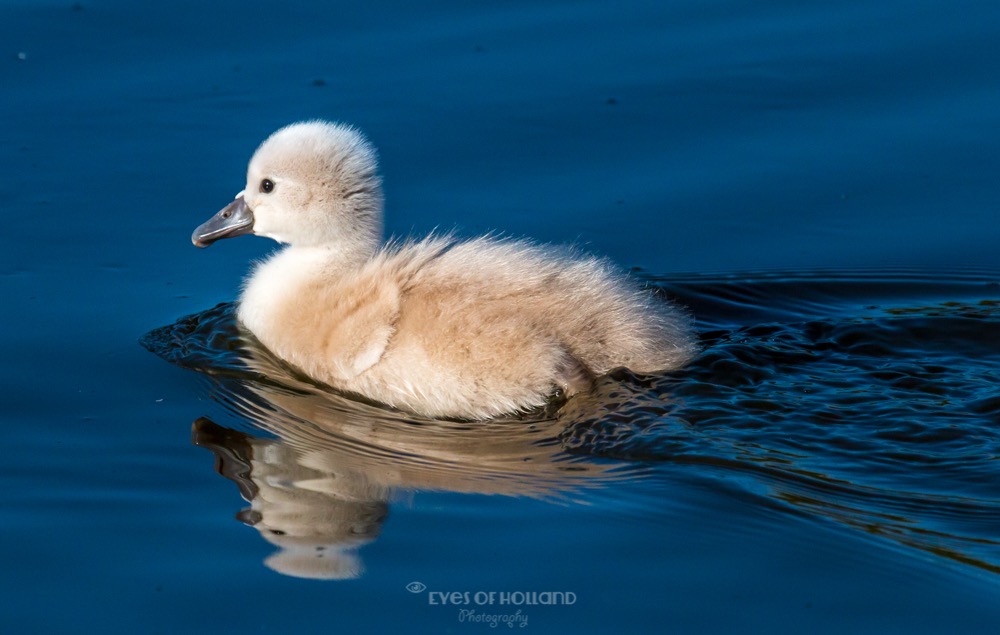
224 121 696 419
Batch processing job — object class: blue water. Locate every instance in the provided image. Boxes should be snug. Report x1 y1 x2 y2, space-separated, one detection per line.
4 0 1000 633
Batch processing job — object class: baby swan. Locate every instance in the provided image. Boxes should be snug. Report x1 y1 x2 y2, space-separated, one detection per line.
192 121 696 419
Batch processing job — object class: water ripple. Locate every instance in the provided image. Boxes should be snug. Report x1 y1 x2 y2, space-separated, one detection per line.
142 269 1000 575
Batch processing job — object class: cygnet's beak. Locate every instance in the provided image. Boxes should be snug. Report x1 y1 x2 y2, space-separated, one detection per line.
192 193 254 248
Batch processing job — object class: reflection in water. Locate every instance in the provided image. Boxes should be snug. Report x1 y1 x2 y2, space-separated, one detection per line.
143 270 1000 578
144 303 628 578
192 418 388 580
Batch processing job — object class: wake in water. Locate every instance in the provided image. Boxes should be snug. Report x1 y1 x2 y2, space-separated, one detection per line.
142 269 1000 577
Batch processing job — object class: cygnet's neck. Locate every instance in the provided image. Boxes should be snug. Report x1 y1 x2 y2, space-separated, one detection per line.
284 228 381 272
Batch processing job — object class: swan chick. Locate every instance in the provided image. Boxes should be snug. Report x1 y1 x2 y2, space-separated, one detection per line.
192 121 696 419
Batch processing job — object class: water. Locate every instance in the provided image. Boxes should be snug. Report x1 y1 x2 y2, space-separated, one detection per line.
141 270 1000 582
4 0 1000 633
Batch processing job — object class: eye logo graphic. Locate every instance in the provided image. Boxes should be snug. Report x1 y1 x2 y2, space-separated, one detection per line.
406 581 427 593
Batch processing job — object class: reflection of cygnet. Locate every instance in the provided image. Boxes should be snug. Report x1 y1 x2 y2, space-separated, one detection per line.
194 419 388 580
191 121 696 419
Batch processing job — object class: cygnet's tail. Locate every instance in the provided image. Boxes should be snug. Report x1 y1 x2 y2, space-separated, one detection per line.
547 256 697 376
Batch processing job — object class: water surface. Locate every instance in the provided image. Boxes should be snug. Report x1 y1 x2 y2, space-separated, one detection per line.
3 0 1000 633
142 269 1000 583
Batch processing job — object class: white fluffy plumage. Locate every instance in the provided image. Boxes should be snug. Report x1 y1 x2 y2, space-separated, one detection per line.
194 121 697 419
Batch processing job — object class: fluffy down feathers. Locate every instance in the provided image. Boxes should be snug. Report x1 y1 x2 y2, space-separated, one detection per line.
195 121 696 419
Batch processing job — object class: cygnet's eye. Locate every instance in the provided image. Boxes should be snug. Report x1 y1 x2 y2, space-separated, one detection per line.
259 178 275 194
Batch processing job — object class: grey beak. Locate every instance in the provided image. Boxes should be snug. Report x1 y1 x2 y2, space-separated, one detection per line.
192 195 254 248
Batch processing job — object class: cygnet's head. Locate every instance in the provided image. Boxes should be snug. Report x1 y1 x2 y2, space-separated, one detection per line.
192 121 384 252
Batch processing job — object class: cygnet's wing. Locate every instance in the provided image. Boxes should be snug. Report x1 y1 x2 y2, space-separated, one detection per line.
317 271 401 380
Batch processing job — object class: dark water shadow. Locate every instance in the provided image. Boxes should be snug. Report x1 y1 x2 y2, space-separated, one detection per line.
142 268 1000 578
